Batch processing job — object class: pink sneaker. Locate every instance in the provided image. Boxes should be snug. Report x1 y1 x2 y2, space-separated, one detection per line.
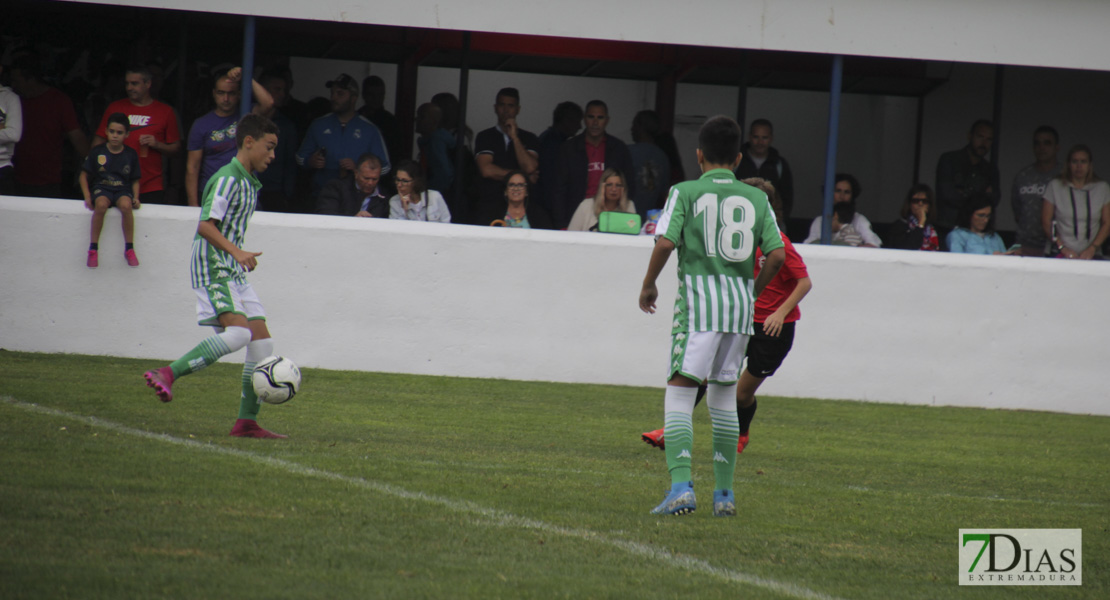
229 419 288 439
143 366 175 403
125 248 139 267
87 250 98 268
738 433 750 454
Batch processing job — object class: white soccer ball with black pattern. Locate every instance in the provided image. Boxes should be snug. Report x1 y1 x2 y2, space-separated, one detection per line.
252 356 301 404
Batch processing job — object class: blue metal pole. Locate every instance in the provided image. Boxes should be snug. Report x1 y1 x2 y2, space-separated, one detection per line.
240 16 256 118
820 55 844 245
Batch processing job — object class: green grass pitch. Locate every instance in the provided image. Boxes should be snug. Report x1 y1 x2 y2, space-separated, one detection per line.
1 350 1106 599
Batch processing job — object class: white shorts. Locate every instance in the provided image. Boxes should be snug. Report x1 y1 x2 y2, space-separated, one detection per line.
194 280 267 327
668 331 749 385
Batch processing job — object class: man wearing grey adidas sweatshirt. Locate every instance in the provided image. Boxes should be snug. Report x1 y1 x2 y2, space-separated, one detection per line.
1010 126 1059 256
0 63 23 195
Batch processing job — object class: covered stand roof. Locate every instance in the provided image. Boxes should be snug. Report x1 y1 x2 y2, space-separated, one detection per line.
16 0 949 97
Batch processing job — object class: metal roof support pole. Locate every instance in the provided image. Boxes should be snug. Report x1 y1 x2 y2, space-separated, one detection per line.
453 32 471 218
239 15 256 117
820 54 844 245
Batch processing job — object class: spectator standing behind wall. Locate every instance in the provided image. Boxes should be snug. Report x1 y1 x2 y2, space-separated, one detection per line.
628 110 671 220
358 76 403 172
472 87 541 226
261 67 309 213
262 65 310 148
552 100 635 229
734 119 794 219
92 65 182 204
1010 126 1059 256
185 67 274 207
0 62 22 195
535 101 582 221
255 101 299 213
10 54 89 199
1042 144 1110 260
416 102 455 197
934 119 1000 231
296 73 391 198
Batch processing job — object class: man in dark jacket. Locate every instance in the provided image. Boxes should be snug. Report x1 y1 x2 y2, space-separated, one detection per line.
734 119 794 219
552 100 635 229
316 153 388 217
934 119 999 230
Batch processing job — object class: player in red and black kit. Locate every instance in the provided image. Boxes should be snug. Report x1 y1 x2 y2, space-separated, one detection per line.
641 178 811 453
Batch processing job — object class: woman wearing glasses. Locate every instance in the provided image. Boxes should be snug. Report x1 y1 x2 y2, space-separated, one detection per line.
495 170 552 229
947 193 1012 254
567 168 634 232
388 159 452 223
888 183 940 251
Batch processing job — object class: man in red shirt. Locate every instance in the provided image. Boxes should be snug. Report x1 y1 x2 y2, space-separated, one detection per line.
9 54 89 198
92 65 181 204
642 179 812 454
551 100 634 228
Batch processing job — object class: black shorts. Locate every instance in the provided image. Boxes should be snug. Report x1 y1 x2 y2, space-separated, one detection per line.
92 188 134 206
744 320 796 378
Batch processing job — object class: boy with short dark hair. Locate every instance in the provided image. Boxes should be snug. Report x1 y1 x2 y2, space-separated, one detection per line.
80 112 141 268
639 115 785 516
143 113 287 438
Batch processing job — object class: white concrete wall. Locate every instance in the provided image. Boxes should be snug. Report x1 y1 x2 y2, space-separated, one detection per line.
2 196 1107 416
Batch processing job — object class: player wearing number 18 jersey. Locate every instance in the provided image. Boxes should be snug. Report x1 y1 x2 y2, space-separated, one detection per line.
639 115 785 517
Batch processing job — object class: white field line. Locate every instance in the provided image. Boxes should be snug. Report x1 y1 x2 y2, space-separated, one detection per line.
384 457 1106 510
4 397 841 600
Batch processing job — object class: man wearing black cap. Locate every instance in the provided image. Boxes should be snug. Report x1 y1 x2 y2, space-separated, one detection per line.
295 73 391 197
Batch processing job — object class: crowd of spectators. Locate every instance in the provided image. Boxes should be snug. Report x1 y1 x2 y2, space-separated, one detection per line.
800 119 1108 259
0 47 1105 261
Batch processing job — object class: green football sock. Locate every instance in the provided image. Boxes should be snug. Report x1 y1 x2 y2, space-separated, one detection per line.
238 338 274 420
707 384 740 491
663 386 698 485
169 327 251 378
238 360 260 420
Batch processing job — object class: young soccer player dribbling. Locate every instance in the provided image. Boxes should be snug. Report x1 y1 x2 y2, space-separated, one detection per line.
81 112 142 268
640 116 785 516
143 113 287 438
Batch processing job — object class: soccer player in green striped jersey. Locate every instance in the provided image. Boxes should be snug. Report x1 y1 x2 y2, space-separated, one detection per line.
640 115 786 516
143 113 288 438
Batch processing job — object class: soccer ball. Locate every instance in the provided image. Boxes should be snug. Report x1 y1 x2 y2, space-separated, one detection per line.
252 356 301 404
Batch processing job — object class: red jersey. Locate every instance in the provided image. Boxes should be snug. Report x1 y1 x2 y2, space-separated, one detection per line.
96 98 180 193
753 232 808 324
13 87 80 186
584 137 606 199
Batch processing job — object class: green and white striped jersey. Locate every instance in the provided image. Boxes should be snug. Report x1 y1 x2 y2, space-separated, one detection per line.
190 157 260 288
656 168 784 335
